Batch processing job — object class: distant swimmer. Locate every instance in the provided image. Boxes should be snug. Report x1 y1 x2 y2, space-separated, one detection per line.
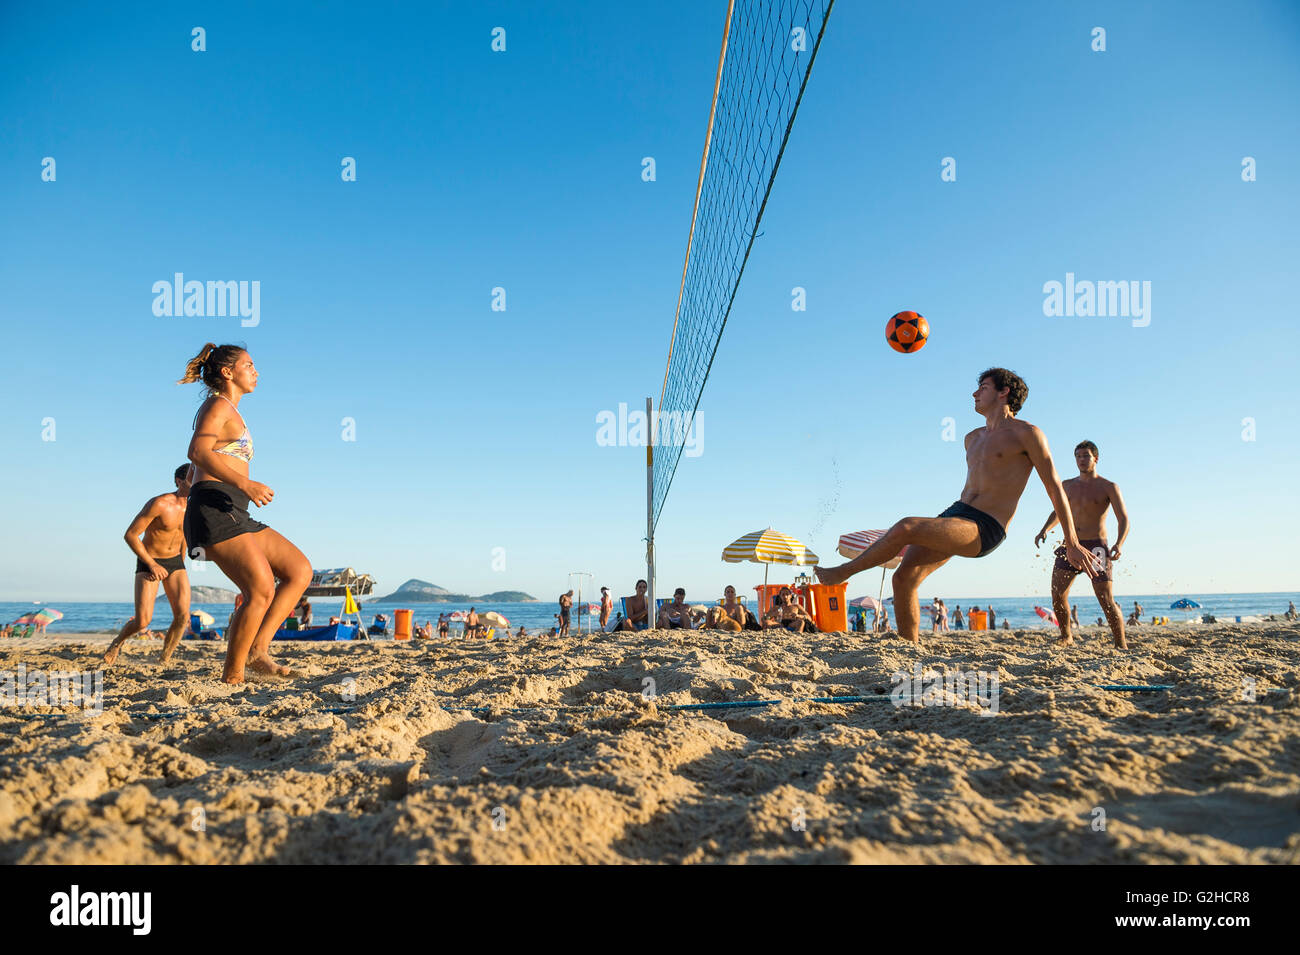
815 368 1098 643
102 465 193 667
1034 440 1130 649
178 343 312 684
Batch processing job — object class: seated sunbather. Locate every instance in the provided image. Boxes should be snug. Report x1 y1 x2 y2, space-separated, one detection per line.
616 579 650 631
762 587 818 633
657 588 701 629
703 585 748 631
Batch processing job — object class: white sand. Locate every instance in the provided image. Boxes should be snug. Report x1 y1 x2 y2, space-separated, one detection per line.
1 621 1297 864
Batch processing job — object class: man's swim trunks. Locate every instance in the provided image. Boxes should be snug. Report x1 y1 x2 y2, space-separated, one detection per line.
184 480 268 558
937 501 1006 557
134 552 186 576
1054 538 1111 582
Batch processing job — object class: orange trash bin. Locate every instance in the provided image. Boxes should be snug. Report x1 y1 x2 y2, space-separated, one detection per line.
803 582 849 632
968 609 987 631
394 608 413 641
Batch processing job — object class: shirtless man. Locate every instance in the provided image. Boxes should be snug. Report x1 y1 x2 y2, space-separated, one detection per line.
762 588 817 633
1034 440 1130 648
103 465 193 666
558 590 573 638
814 368 1098 642
657 588 700 629
617 579 650 631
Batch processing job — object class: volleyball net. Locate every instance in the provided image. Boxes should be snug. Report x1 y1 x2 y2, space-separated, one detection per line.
651 0 835 532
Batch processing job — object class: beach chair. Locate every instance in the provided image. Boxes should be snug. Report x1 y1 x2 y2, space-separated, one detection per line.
610 597 668 631
367 614 390 638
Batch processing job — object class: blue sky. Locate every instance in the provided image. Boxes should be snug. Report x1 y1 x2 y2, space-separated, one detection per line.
2 0 1297 604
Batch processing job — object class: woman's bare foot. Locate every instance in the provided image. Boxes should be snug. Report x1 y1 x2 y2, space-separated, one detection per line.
1055 635 1074 647
248 653 292 677
1114 637 1129 649
813 564 850 587
102 643 124 666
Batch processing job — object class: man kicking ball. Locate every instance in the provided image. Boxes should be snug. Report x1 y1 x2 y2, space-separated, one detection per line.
1034 440 1130 648
815 368 1098 642
102 465 192 666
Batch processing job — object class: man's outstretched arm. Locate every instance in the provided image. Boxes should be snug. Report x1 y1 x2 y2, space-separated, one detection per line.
1034 509 1059 547
1023 427 1098 577
1108 481 1130 559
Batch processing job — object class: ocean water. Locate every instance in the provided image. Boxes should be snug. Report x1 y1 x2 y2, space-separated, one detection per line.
2 592 1296 635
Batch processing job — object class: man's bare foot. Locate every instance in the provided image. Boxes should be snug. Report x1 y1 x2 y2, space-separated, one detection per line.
1055 635 1074 647
102 643 124 666
248 653 292 677
160 634 183 665
813 564 850 587
1114 637 1129 649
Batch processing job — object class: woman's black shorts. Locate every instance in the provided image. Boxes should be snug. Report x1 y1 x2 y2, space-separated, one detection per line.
185 480 268 559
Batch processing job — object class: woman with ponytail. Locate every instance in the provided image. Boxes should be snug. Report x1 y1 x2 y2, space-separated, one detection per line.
178 343 312 683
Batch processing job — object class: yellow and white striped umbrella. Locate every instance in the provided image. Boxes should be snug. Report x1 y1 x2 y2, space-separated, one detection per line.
722 528 819 566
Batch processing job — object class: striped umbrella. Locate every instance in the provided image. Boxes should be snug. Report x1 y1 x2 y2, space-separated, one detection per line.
849 595 884 612
836 530 905 567
722 528 819 599
837 530 906 611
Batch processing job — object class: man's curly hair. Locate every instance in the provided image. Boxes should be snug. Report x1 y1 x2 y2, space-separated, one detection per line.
978 367 1028 415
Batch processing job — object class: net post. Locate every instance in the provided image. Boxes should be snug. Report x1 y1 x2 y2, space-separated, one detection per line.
646 396 655 631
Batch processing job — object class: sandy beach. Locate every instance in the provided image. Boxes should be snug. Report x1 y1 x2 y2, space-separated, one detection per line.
2 621 1297 864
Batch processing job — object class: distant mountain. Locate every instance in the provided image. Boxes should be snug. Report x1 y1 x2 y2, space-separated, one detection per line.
164 585 237 603
374 579 536 603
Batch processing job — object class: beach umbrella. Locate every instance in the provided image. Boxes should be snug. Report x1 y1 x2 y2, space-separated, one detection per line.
10 613 40 625
836 531 905 567
448 610 469 622
1034 605 1059 626
1169 598 1201 610
722 528 819 602
837 530 906 610
34 608 62 624
192 609 216 627
849 596 884 612
480 611 510 628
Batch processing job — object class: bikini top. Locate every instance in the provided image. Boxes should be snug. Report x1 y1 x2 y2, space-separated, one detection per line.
210 395 254 462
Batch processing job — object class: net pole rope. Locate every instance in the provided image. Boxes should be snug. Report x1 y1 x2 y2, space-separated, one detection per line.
653 1 836 530
658 0 735 414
